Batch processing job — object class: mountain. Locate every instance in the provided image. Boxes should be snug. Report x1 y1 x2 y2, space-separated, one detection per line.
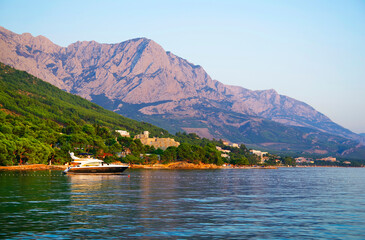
0 62 168 137
0 62 173 165
0 26 362 155
360 133 365 144
0 63 265 167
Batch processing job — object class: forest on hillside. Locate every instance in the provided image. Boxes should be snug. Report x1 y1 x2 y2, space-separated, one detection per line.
2 63 361 167
0 63 275 166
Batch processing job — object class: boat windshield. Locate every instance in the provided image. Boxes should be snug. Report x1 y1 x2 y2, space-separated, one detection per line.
81 161 102 166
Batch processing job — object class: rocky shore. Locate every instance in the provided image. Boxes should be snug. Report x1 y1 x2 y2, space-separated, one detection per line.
130 162 277 169
0 164 68 171
131 162 223 169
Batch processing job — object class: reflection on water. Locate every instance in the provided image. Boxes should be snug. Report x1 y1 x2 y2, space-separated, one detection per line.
1 168 365 239
0 171 71 238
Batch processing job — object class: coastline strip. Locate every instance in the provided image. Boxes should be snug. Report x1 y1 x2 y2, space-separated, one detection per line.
0 162 277 171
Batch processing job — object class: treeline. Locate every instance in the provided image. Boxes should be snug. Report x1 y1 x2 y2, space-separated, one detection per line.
0 110 253 166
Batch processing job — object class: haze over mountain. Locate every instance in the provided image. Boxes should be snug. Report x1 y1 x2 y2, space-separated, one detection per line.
0 26 362 156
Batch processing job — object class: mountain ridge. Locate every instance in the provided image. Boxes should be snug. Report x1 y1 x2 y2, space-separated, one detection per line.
0 26 362 155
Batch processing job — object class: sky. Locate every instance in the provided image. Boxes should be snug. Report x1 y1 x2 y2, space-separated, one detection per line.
1 0 364 133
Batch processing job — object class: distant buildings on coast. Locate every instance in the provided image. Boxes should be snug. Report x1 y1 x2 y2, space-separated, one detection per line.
216 146 231 158
295 156 352 165
116 130 180 150
295 157 313 164
115 130 130 138
249 150 268 163
134 131 180 150
222 141 239 148
317 157 337 162
115 130 351 166
295 156 337 163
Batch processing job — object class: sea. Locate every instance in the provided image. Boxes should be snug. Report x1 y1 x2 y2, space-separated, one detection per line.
1 167 365 239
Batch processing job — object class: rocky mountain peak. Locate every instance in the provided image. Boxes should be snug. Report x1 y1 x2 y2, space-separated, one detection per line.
19 32 60 53
124 37 171 75
0 26 360 147
0 26 15 37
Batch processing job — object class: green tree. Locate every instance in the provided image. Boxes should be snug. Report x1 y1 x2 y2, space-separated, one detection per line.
203 143 222 164
82 124 96 135
161 146 177 163
236 156 249 165
177 143 194 162
124 155 142 164
284 156 296 166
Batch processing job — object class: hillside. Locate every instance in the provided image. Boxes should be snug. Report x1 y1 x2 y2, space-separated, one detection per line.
0 63 265 167
0 63 170 165
0 26 362 156
1 63 364 166
0 63 168 136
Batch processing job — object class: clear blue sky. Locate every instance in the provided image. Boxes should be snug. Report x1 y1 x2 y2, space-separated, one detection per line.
1 0 364 133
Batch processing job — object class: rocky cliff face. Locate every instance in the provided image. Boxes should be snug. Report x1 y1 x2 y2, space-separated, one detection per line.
0 26 361 154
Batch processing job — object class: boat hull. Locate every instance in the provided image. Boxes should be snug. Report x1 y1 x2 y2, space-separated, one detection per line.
64 166 129 174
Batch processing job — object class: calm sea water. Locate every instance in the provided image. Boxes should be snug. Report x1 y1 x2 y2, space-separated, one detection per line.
1 168 365 239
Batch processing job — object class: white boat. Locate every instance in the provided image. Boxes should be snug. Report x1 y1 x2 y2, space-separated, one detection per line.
63 152 129 174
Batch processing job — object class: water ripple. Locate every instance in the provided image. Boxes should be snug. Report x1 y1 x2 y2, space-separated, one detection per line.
1 168 365 239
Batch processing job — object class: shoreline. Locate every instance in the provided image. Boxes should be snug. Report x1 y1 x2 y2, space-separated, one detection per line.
0 164 68 171
1 163 361 171
130 162 278 169
0 162 278 171
0 162 277 171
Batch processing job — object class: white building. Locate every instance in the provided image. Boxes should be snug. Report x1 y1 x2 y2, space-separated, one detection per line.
221 153 230 158
317 157 337 162
216 146 231 153
295 157 309 163
134 131 180 150
115 130 130 138
250 149 268 163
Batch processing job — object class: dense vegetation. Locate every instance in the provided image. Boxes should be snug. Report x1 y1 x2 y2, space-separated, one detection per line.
0 63 270 166
0 63 164 165
2 63 359 167
17 63 362 168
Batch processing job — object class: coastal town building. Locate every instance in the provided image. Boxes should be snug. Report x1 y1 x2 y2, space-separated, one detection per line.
222 141 229 146
317 157 337 162
250 149 268 163
221 153 230 158
221 140 239 148
134 131 180 150
231 143 239 148
216 146 231 153
115 130 130 138
295 157 312 163
216 146 231 158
